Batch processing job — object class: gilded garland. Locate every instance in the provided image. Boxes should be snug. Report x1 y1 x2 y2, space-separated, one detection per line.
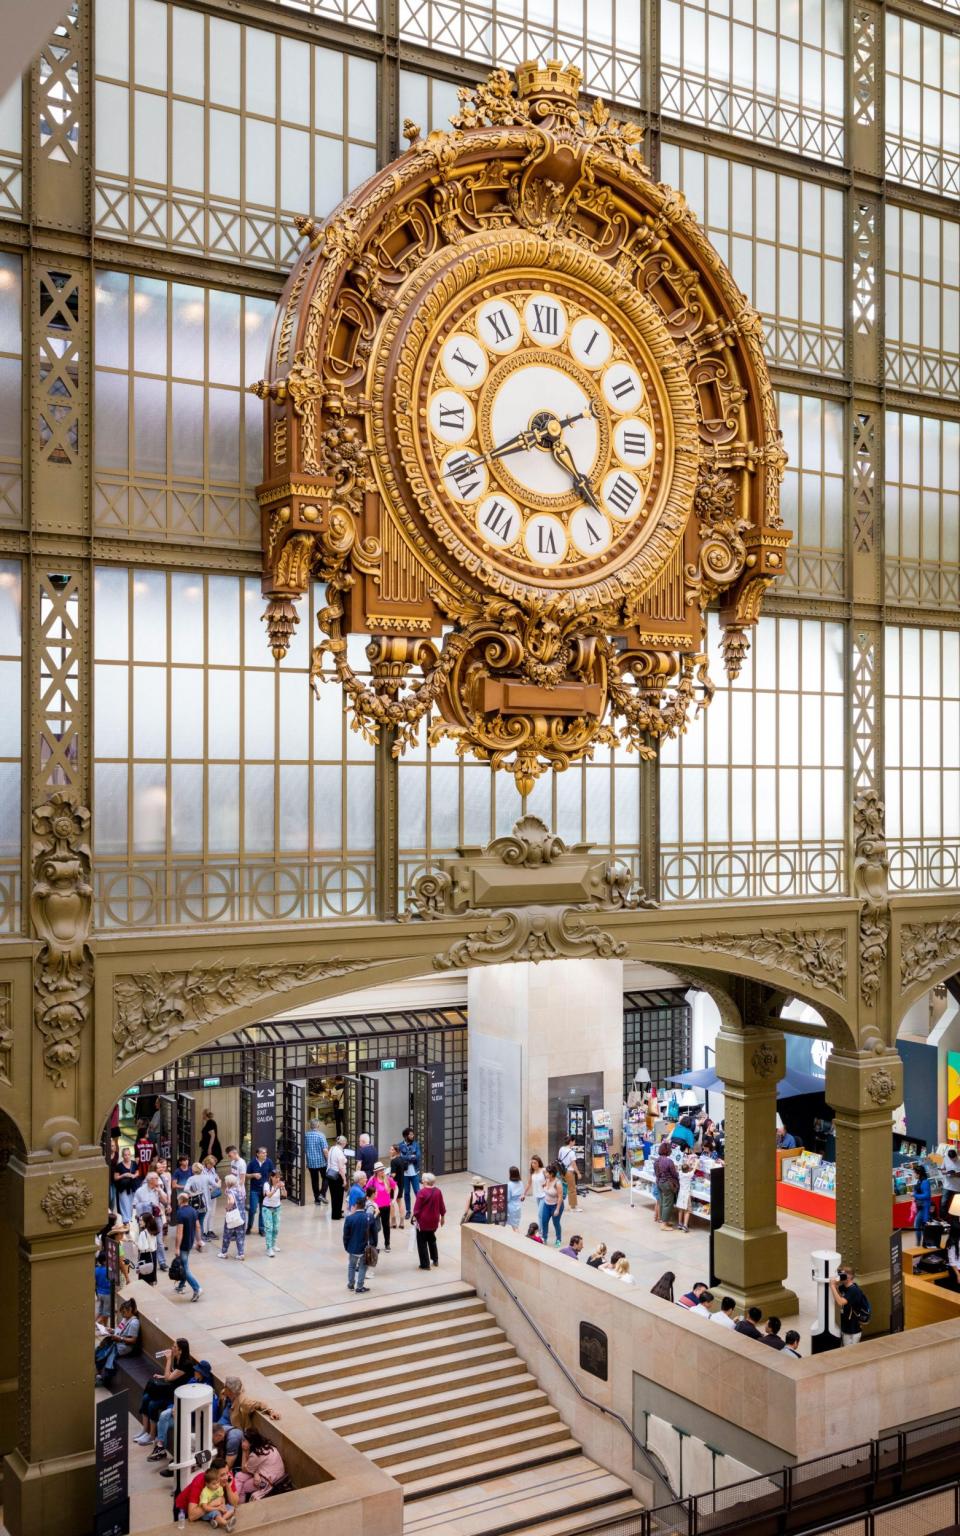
254 60 790 794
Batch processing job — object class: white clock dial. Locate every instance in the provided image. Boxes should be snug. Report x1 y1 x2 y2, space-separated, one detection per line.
523 293 568 348
569 315 612 369
523 513 567 566
476 493 521 549
602 468 643 520
441 447 488 502
429 388 474 444
614 416 654 469
441 332 488 390
569 505 613 556
477 298 522 354
488 364 598 498
602 364 644 413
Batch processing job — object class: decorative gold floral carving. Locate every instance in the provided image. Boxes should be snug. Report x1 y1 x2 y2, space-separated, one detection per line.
113 959 369 1070
433 907 626 970
901 916 960 990
40 1172 93 1229
31 793 94 1088
678 927 846 996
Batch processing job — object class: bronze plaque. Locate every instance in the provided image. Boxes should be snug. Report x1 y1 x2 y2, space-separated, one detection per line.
579 1321 608 1382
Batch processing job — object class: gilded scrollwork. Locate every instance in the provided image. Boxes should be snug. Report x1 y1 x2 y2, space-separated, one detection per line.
31 793 94 1089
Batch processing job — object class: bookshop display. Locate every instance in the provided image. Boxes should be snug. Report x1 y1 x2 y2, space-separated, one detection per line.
778 1149 944 1226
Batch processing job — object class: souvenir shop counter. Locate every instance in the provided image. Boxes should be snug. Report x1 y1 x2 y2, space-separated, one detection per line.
777 1150 943 1227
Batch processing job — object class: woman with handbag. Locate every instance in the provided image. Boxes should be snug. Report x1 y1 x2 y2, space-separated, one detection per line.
201 1156 222 1239
136 1211 159 1285
368 1162 397 1250
183 1162 209 1251
219 1174 246 1260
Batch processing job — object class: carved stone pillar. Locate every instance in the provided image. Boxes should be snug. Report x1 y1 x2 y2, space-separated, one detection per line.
3 1154 107 1536
826 1048 902 1333
0 1167 17 1456
713 1025 799 1316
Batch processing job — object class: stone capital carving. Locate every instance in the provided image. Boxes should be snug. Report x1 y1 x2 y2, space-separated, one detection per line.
433 906 626 970
677 926 846 997
866 1067 897 1106
825 1049 903 1115
40 1172 93 1229
901 915 960 991
113 958 369 1070
31 792 94 1088
751 1042 779 1079
406 816 655 920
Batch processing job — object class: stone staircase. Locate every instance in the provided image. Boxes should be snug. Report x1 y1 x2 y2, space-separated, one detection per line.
230 1280 644 1536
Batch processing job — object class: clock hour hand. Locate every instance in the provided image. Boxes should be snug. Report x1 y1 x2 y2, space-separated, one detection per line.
549 436 604 515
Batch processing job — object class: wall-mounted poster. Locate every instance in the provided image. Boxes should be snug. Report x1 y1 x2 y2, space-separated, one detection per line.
946 1051 960 1142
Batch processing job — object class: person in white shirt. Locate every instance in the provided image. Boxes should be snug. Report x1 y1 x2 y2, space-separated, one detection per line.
688 1289 715 1318
709 1296 738 1329
326 1136 348 1220
226 1144 247 1184
557 1137 579 1210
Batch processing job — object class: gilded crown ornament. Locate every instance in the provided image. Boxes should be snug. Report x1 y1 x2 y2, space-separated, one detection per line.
254 61 790 796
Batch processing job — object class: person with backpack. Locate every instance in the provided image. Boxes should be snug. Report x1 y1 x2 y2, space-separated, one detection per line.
461 1176 489 1225
830 1265 870 1344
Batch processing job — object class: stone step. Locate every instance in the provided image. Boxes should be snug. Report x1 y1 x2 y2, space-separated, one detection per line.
403 1456 642 1536
402 1440 583 1500
350 1395 558 1456
218 1280 477 1349
271 1325 508 1393
293 1340 518 1407
248 1305 489 1372
388 1422 573 1486
326 1367 538 1431
237 1295 487 1363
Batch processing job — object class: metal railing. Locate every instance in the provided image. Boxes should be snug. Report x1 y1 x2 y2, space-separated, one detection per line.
468 1237 671 1502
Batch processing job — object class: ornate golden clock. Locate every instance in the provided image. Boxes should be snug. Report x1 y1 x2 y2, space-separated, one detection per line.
253 61 790 795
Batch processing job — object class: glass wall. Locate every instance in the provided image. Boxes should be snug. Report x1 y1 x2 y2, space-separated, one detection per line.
94 0 378 266
885 411 960 610
0 254 21 528
885 205 960 397
93 569 375 926
885 625 960 893
660 0 845 161
93 270 272 545
660 614 846 901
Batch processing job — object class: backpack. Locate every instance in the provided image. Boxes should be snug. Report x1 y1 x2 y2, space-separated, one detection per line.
851 1287 872 1325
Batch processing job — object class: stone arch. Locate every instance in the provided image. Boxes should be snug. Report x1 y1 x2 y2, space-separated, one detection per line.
897 958 960 1031
98 918 859 1131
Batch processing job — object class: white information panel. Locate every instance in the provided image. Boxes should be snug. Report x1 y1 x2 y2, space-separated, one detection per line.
468 1031 522 1182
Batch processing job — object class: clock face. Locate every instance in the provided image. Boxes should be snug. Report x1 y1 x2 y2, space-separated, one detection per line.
410 277 667 589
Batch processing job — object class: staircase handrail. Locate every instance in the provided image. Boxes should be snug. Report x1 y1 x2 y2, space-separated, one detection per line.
469 1235 669 1501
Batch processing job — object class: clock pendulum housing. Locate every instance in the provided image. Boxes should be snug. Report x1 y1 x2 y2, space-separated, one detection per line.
253 59 791 796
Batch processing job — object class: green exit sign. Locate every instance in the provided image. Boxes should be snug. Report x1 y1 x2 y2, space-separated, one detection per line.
202 1076 221 1087
380 1059 397 1071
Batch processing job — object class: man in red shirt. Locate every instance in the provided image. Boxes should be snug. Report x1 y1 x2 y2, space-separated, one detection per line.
175 1458 239 1524
412 1172 446 1270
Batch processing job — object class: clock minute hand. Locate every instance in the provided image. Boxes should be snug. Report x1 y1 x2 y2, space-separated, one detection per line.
441 426 535 480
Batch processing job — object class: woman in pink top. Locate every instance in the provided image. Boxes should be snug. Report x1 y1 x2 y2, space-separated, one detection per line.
367 1162 397 1250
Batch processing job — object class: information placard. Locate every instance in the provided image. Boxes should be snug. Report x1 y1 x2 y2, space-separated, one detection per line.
254 1082 277 1159
95 1391 130 1536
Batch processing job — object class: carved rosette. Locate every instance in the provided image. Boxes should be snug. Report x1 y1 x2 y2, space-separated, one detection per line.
31 793 94 1088
866 1068 897 1106
255 58 790 797
750 1042 779 1079
40 1172 93 1229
